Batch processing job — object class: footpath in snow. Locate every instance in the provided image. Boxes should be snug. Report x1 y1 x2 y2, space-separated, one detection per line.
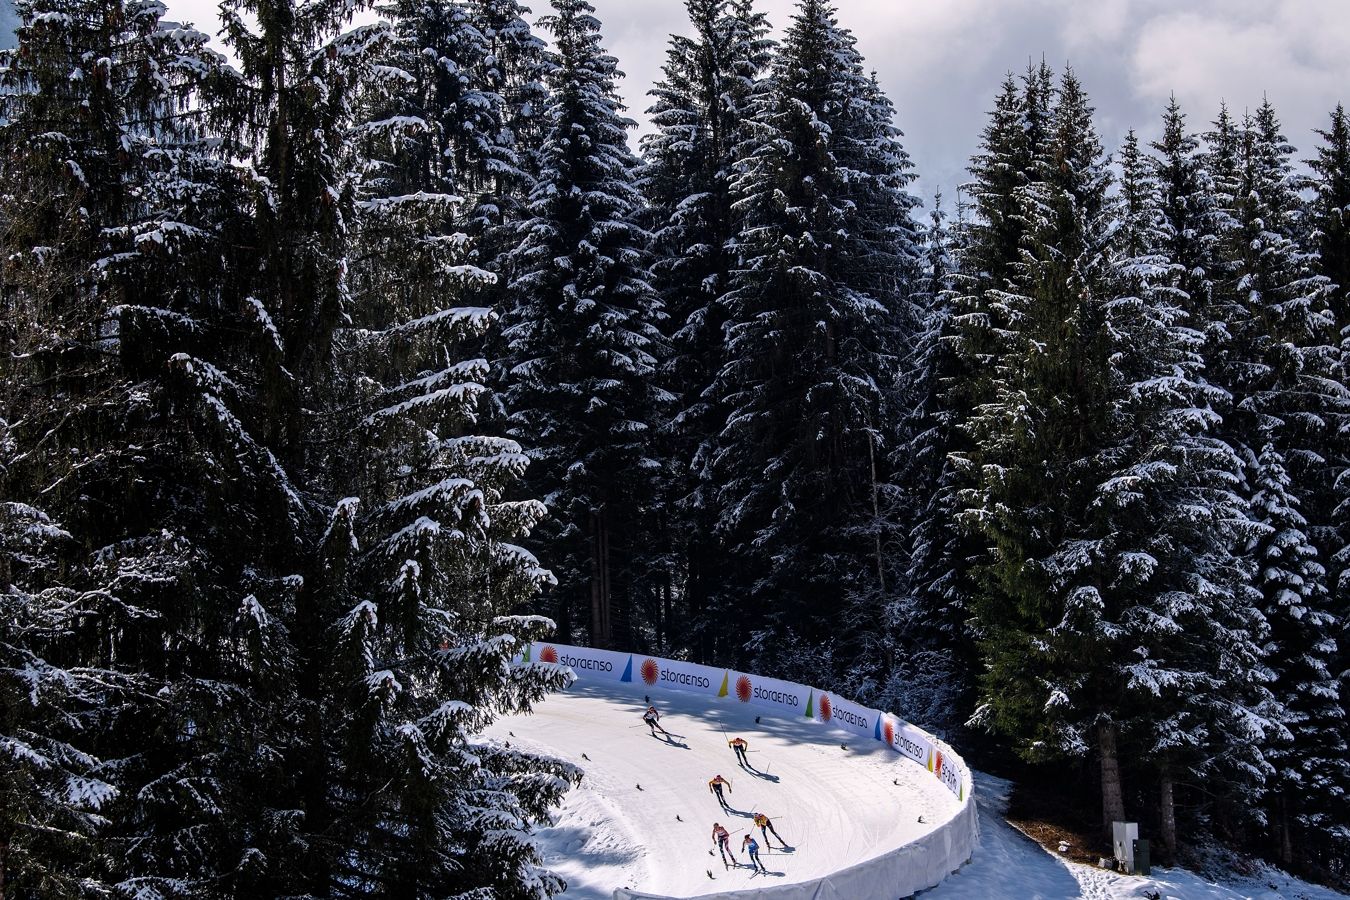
484 677 961 899
927 773 1348 900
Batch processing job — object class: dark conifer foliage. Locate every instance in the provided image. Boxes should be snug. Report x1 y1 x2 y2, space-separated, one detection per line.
0 0 302 893
885 195 977 731
2 0 578 896
1 0 1348 888
1306 110 1350 874
638 0 772 658
503 0 666 650
705 0 920 683
1209 102 1350 873
951 73 1278 847
1310 105 1350 331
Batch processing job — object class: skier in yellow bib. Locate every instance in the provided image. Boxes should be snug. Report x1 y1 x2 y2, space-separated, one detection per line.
708 774 732 810
753 811 788 849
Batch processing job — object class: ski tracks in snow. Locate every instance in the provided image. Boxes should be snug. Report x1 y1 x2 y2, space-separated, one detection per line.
485 678 959 898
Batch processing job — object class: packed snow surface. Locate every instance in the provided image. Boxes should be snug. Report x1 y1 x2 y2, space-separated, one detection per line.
923 773 1347 900
484 678 961 899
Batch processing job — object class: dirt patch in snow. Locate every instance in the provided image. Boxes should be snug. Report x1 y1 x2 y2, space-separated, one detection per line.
1006 777 1111 868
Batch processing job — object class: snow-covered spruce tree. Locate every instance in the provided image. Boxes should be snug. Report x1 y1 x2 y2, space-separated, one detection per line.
638 0 772 659
311 15 579 897
317 229 579 896
931 67 1055 690
502 0 666 649
709 0 919 683
1107 132 1276 856
956 75 1277 840
1225 102 1342 479
944 63 1055 428
1310 105 1350 329
926 67 1050 732
1149 98 1225 330
883 193 977 733
473 0 550 170
1308 112 1350 867
0 502 110 896
214 1 383 889
1213 101 1350 873
365 0 513 219
362 0 548 267
1246 442 1348 869
469 0 551 235
0 0 310 893
955 68 1121 826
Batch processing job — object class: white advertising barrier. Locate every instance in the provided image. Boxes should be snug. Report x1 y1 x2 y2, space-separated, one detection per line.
815 690 875 742
613 793 978 900
731 670 811 718
519 642 968 800
518 642 978 899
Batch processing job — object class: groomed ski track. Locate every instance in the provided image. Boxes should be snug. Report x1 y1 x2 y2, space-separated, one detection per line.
484 678 961 899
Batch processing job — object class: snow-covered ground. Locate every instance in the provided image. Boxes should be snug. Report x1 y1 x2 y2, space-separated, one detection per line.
926 773 1347 900
484 678 961 898
488 679 1347 900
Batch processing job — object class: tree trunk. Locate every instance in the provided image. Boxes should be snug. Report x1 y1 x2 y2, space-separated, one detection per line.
1 831 8 900
1098 721 1126 835
689 540 708 663
589 508 611 648
867 431 885 592
1159 765 1177 862
1278 789 1293 867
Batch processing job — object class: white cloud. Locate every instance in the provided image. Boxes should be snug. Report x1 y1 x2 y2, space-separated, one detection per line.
162 0 1350 196
1130 0 1350 146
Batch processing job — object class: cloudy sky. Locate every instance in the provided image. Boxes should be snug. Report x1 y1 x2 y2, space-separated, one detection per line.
158 0 1350 202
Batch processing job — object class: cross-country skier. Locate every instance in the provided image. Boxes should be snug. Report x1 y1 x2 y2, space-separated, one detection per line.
711 822 736 868
708 774 732 809
642 705 668 737
728 736 749 767
742 834 767 873
753 812 787 849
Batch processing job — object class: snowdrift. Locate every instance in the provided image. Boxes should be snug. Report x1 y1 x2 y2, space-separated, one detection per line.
493 643 979 899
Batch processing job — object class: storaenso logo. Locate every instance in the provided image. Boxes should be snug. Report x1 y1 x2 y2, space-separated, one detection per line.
938 753 961 794
641 658 660 685
894 732 926 762
659 667 710 689
831 704 868 729
752 685 800 707
556 652 613 672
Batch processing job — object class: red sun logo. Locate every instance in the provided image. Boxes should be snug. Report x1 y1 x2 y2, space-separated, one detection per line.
540 645 558 663
934 751 944 776
640 658 659 685
883 720 895 746
819 694 832 721
735 675 752 702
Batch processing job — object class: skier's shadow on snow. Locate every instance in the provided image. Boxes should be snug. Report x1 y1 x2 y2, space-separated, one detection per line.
744 866 785 878
656 734 690 750
739 763 779 783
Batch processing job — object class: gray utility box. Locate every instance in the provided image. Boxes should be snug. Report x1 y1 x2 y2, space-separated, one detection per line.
1112 821 1140 874
1134 838 1151 876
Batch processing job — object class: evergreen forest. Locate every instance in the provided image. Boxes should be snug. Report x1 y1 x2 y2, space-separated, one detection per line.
1 0 1346 895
